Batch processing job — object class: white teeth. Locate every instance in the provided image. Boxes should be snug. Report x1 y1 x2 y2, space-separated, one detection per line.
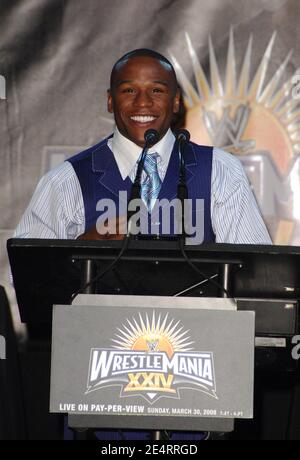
130 115 156 123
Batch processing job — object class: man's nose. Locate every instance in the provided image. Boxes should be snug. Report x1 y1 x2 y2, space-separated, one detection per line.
133 90 153 107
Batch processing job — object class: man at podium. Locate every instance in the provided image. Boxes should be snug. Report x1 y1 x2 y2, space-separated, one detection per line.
14 48 271 246
12 48 272 440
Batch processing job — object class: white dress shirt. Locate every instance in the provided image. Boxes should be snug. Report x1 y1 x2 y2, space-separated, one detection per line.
14 128 272 244
109 127 174 182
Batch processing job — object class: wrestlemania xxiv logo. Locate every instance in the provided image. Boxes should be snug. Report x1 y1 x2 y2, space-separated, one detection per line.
171 29 300 245
86 312 217 404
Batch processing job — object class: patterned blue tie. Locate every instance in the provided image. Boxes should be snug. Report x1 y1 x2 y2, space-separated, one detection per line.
141 153 162 212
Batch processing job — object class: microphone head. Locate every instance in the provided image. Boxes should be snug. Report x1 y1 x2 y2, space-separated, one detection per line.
176 129 190 143
144 129 159 146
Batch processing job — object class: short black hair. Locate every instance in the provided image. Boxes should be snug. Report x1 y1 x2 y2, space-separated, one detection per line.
110 48 178 90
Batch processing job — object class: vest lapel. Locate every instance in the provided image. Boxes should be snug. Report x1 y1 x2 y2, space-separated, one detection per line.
156 141 198 202
184 142 197 189
92 142 132 201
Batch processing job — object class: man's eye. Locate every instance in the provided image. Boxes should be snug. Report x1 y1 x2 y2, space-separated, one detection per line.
122 88 134 93
152 88 164 93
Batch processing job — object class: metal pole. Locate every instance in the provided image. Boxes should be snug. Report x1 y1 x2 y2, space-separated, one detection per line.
220 263 231 298
74 258 95 440
82 259 96 294
151 430 162 440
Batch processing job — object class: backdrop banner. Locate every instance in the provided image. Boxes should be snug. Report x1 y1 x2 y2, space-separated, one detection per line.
1 0 300 328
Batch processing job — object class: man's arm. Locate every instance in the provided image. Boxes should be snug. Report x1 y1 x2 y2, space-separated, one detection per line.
14 162 85 239
211 148 272 244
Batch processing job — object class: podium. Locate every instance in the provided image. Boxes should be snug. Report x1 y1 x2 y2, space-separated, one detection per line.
50 294 254 434
7 238 300 439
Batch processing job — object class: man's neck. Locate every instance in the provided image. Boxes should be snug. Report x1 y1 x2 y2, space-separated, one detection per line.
108 127 175 180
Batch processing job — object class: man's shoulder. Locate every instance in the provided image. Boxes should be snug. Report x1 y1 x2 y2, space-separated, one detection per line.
191 142 243 169
66 136 112 165
190 142 243 173
38 135 111 189
39 160 77 189
210 147 249 197
189 141 213 154
211 146 244 170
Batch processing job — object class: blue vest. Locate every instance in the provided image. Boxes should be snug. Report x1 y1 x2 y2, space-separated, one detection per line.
68 136 215 242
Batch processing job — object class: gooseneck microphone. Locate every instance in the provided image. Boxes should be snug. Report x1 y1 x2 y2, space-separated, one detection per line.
173 129 229 296
71 129 160 302
144 128 160 146
130 129 159 200
128 129 159 228
176 129 190 144
175 129 190 237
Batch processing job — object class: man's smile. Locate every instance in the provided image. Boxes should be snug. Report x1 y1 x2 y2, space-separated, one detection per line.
130 115 158 124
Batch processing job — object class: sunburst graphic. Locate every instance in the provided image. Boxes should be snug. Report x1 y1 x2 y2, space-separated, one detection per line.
111 311 194 359
171 29 300 244
86 312 217 403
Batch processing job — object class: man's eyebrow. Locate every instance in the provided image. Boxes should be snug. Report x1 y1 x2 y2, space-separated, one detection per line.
116 79 133 87
153 80 169 86
115 79 170 87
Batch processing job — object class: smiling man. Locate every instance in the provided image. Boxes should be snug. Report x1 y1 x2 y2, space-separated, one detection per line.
14 48 271 244
108 52 180 147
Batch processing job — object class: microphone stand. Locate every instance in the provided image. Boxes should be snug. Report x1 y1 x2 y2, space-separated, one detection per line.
127 129 159 234
151 132 189 443
176 130 190 239
130 130 164 442
129 130 188 442
70 130 159 302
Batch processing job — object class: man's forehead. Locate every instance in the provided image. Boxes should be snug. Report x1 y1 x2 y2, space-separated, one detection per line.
116 55 172 70
112 56 175 84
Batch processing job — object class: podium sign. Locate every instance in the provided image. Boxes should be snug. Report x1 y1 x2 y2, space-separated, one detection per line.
50 297 254 430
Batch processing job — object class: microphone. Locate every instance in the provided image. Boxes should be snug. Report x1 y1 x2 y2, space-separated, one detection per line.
176 129 190 196
144 129 160 148
131 129 159 199
175 129 191 237
128 129 159 230
176 129 190 144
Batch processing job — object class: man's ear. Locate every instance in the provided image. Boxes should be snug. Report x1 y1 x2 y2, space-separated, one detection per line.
107 89 113 113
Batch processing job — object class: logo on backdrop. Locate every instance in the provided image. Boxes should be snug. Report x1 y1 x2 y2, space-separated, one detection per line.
172 29 300 245
86 312 217 404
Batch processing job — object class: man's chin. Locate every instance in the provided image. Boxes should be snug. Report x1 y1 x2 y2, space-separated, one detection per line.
132 135 146 147
125 131 152 147
121 126 162 147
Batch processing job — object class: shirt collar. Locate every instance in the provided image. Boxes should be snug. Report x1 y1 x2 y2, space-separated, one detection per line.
110 127 175 180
